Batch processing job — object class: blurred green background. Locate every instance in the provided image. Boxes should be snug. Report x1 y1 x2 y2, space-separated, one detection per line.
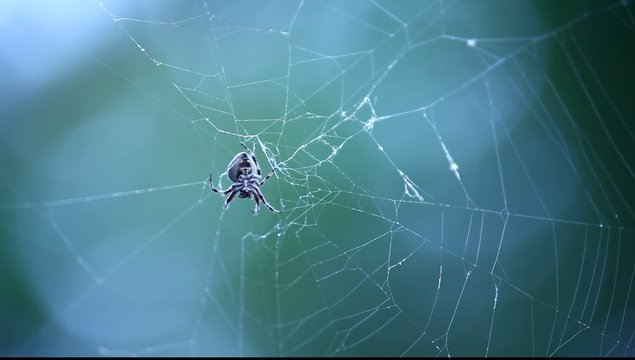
1 0 634 356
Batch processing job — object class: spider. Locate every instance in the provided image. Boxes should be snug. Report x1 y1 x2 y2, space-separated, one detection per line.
209 143 280 214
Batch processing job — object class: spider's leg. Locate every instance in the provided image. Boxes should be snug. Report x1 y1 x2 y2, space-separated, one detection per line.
224 189 240 209
223 185 239 195
254 187 280 213
251 194 261 215
259 166 276 186
209 174 236 194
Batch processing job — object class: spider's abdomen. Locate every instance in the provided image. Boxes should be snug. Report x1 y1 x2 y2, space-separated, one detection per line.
227 152 252 182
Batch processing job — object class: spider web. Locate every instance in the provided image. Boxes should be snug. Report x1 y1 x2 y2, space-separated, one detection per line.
2 0 635 356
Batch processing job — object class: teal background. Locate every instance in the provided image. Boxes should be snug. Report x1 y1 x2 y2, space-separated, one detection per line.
1 0 634 356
